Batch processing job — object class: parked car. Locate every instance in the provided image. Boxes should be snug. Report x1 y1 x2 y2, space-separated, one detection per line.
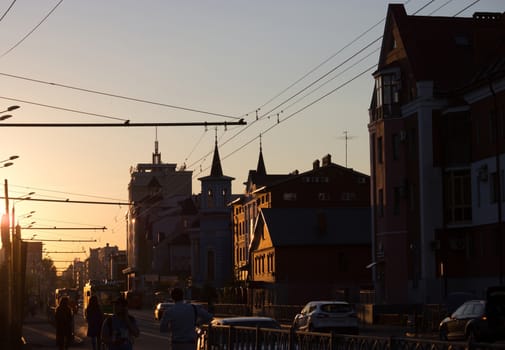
293 301 359 334
439 287 505 342
154 302 174 320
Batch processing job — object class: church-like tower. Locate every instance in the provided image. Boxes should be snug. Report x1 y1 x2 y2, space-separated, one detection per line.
195 135 235 288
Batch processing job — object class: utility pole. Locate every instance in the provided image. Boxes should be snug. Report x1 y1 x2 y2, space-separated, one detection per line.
2 179 15 348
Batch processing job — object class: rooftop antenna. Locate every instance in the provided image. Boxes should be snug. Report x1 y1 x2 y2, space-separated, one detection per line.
338 131 356 168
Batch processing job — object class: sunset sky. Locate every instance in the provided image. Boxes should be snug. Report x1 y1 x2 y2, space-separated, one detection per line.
0 0 503 271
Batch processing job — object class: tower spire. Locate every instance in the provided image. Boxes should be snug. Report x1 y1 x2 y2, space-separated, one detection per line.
256 134 266 175
210 127 223 177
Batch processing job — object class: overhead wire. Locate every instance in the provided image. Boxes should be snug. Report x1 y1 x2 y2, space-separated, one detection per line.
0 0 17 23
10 183 128 202
237 0 415 122
428 0 455 15
0 0 64 58
453 0 480 17
0 71 240 120
6 0 487 204
0 95 129 122
189 0 421 171
190 0 480 173
191 36 382 169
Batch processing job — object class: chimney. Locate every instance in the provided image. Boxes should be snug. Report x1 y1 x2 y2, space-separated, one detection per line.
313 159 320 170
322 154 332 166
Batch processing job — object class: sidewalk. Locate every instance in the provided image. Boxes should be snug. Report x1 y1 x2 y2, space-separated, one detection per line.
22 311 84 349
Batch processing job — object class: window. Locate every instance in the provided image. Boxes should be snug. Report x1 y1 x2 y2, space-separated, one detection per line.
375 74 398 111
444 169 472 223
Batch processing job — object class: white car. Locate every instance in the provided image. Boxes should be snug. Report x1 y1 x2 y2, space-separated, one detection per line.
293 301 359 334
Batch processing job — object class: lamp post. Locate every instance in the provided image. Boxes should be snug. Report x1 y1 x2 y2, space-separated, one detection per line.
6 185 34 349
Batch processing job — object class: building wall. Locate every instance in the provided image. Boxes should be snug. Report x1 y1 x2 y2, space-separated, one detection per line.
272 246 371 304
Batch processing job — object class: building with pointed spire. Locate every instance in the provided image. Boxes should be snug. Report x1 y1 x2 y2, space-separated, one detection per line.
231 142 294 283
231 143 371 306
194 136 236 289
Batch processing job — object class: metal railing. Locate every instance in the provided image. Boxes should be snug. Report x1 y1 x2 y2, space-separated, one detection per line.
199 324 505 350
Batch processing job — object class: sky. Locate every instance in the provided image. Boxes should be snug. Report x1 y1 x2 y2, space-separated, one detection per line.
0 0 503 272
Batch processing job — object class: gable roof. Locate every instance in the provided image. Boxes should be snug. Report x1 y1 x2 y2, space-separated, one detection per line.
380 4 505 92
252 207 371 250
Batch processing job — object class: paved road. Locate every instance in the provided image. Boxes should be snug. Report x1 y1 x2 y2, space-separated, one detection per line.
21 307 434 349
22 307 170 349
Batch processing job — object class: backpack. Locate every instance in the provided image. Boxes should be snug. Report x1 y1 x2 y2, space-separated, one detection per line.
101 315 135 348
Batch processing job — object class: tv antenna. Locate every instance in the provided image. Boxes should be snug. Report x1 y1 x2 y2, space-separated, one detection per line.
338 131 356 168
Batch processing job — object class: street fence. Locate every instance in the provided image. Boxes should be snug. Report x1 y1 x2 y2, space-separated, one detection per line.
199 324 505 350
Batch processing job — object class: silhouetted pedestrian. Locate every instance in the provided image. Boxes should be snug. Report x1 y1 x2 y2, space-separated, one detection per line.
160 287 213 350
86 295 104 350
101 296 139 350
55 296 73 350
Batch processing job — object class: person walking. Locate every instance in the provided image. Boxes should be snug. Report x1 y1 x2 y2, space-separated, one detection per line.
100 296 140 350
55 296 73 350
160 287 213 350
86 295 104 350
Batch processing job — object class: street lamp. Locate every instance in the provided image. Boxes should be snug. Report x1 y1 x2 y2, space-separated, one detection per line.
1 105 20 113
0 105 19 122
0 155 19 169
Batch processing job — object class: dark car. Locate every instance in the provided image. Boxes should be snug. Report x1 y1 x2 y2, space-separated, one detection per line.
439 287 505 342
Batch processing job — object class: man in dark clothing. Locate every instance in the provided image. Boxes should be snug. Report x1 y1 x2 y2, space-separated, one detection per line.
160 288 213 350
